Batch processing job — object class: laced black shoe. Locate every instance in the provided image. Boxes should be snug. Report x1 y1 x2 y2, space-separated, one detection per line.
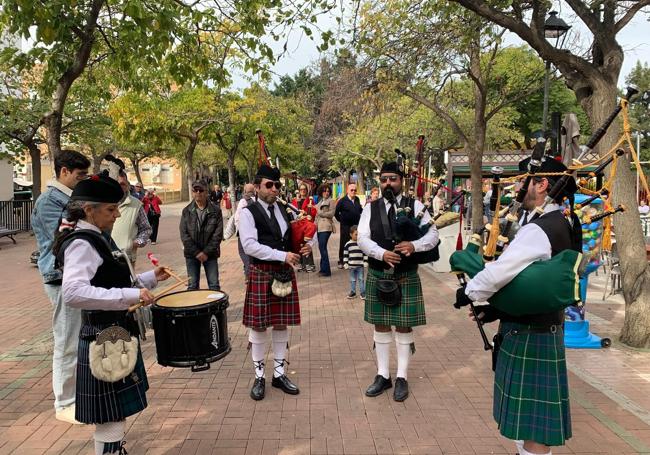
365 375 392 397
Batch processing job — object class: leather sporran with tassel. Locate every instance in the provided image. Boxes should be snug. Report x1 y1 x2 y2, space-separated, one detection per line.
89 326 138 382
271 270 293 297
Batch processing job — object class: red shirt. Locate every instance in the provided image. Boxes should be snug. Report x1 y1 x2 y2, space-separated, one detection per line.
291 197 317 220
143 195 162 215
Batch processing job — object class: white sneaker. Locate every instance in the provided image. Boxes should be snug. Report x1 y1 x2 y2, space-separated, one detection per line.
55 404 82 425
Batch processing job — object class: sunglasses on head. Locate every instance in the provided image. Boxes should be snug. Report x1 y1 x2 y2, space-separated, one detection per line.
379 176 399 183
264 181 282 190
192 187 205 193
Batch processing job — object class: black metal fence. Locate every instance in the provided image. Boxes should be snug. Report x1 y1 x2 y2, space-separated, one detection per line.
0 200 33 231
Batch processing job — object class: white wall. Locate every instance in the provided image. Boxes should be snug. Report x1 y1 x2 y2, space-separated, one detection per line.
0 159 14 200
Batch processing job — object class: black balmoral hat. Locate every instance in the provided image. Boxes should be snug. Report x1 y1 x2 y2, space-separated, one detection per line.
71 171 124 203
256 164 281 181
518 155 577 197
380 161 404 177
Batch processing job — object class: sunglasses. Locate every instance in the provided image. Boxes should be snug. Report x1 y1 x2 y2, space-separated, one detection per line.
349 189 357 192
192 188 205 193
264 181 282 190
379 176 399 183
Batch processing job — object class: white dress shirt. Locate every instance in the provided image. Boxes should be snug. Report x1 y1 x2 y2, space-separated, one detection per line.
465 204 560 302
239 198 316 263
357 195 440 261
234 197 252 229
62 220 158 310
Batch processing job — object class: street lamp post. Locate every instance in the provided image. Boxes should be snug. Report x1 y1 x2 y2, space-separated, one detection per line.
542 10 571 133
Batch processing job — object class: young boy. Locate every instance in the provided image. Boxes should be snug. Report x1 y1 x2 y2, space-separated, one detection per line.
343 225 368 299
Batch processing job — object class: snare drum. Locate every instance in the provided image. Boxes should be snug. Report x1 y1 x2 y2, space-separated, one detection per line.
152 290 231 372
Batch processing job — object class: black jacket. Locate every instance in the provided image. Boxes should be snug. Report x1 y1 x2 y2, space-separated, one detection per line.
179 201 223 259
335 196 363 226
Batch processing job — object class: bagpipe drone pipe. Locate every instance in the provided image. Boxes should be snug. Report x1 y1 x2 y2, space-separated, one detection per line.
256 129 317 254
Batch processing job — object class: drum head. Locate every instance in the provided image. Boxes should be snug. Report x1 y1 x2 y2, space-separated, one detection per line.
155 290 227 308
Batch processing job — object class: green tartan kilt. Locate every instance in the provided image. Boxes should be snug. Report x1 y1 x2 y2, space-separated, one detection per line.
364 268 426 327
493 322 571 446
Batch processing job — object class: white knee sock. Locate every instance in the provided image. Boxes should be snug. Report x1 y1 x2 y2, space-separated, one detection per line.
94 421 126 455
374 331 393 379
395 331 414 380
249 330 269 379
515 440 524 453
519 446 551 455
272 328 289 378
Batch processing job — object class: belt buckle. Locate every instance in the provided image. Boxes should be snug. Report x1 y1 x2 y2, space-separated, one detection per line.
550 324 557 334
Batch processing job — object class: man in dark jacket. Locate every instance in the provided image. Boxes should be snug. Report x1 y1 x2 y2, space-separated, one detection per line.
335 183 363 268
180 180 224 290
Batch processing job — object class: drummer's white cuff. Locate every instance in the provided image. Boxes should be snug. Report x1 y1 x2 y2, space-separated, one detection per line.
122 288 141 307
138 270 158 289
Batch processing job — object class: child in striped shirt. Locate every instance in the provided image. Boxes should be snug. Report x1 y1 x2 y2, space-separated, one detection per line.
344 225 368 299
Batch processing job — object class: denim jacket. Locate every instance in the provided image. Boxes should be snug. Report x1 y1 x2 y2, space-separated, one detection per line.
32 180 72 284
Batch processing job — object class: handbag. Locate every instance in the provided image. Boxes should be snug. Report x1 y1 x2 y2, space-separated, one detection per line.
89 326 138 383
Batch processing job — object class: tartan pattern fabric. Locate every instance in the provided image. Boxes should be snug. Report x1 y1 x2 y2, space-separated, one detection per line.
364 268 426 327
75 323 149 424
243 263 301 328
493 321 571 446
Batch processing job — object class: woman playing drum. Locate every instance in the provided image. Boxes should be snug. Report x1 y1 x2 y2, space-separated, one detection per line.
54 171 169 455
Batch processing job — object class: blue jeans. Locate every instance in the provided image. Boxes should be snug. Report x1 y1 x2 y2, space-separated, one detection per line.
317 231 332 275
237 237 250 278
186 257 220 290
44 283 81 411
349 267 365 296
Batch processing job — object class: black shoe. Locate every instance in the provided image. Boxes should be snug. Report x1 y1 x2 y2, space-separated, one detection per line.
271 375 300 395
337 262 344 269
365 375 392 397
250 377 265 401
393 377 409 402
347 292 356 299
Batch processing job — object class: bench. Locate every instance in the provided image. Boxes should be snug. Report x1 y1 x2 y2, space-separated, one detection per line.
0 227 19 245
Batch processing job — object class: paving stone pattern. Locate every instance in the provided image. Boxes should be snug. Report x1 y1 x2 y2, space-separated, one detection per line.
0 203 649 454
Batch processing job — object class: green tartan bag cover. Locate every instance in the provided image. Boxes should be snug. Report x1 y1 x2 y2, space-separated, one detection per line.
449 248 582 316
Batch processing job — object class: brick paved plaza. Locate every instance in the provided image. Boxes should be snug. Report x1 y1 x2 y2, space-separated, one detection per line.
1 204 650 454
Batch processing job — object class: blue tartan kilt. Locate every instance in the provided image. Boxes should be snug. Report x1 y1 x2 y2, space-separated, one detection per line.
75 323 149 424
493 321 571 446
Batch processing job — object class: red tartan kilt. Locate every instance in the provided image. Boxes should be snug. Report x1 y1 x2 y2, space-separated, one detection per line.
243 262 301 328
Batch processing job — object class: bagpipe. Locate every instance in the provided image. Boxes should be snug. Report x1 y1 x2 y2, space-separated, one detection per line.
449 86 649 349
388 149 446 264
256 129 316 254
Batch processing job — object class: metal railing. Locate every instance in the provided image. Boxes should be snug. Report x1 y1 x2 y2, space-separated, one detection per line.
0 200 34 231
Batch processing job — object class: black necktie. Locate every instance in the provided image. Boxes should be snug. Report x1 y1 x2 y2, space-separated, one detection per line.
387 202 396 234
268 204 282 236
521 211 529 226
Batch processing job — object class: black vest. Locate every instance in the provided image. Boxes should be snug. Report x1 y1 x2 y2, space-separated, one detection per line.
530 210 581 255
368 197 419 273
57 230 132 290
504 210 582 325
245 201 292 264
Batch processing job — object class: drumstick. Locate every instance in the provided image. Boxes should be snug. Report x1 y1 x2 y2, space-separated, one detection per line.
147 253 185 284
128 278 189 312
163 267 185 283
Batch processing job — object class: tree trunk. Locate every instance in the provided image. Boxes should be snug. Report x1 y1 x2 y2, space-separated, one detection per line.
90 149 102 174
582 87 650 347
129 157 143 184
358 168 366 195
180 165 189 202
466 144 484 234
28 143 42 200
185 138 198 201
226 149 236 194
